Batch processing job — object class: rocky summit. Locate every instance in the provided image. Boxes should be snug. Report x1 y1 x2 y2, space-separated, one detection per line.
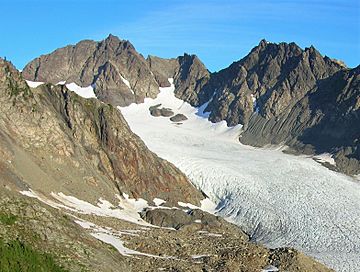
22 34 160 106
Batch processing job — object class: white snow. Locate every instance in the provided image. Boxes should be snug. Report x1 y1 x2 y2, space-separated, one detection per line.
251 93 260 113
313 153 336 166
178 201 199 210
25 80 44 88
50 192 151 226
153 198 166 206
20 190 152 226
25 80 96 99
120 193 149 212
191 254 210 258
197 230 222 237
120 75 134 94
262 265 279 272
65 82 96 99
200 198 217 214
20 189 39 198
119 78 360 272
75 219 175 259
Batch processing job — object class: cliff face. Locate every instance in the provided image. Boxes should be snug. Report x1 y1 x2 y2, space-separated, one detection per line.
22 35 160 106
0 58 202 205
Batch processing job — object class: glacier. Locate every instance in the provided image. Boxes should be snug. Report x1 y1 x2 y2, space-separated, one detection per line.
119 79 360 272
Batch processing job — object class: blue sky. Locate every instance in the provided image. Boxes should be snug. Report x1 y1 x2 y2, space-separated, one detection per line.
1 0 359 71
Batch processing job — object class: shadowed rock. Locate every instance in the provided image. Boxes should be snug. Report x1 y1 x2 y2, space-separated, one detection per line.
170 114 188 122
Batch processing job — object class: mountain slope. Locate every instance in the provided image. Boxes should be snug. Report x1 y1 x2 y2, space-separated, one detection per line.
1 57 202 205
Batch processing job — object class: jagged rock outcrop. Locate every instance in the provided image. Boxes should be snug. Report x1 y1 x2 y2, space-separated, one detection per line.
147 54 211 104
0 58 202 205
22 34 160 106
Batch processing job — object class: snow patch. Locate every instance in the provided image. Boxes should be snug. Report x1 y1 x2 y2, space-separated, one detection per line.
200 198 217 214
75 219 175 259
251 93 259 113
120 193 149 212
313 153 336 166
20 189 38 198
25 80 44 88
153 198 166 206
65 82 96 99
50 192 150 226
178 201 199 210
262 265 279 272
120 75 134 94
191 254 210 259
20 190 151 226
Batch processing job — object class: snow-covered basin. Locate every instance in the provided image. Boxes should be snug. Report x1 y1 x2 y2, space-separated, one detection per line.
119 81 360 272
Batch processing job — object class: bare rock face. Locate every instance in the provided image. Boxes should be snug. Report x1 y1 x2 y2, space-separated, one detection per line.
22 34 160 106
147 53 211 105
197 40 344 126
0 58 202 205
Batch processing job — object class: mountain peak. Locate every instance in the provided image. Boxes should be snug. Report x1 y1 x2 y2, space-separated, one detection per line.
258 38 268 47
105 33 121 42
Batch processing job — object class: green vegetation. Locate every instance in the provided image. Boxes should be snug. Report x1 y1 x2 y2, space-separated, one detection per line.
0 239 69 272
0 213 17 225
4 64 33 101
